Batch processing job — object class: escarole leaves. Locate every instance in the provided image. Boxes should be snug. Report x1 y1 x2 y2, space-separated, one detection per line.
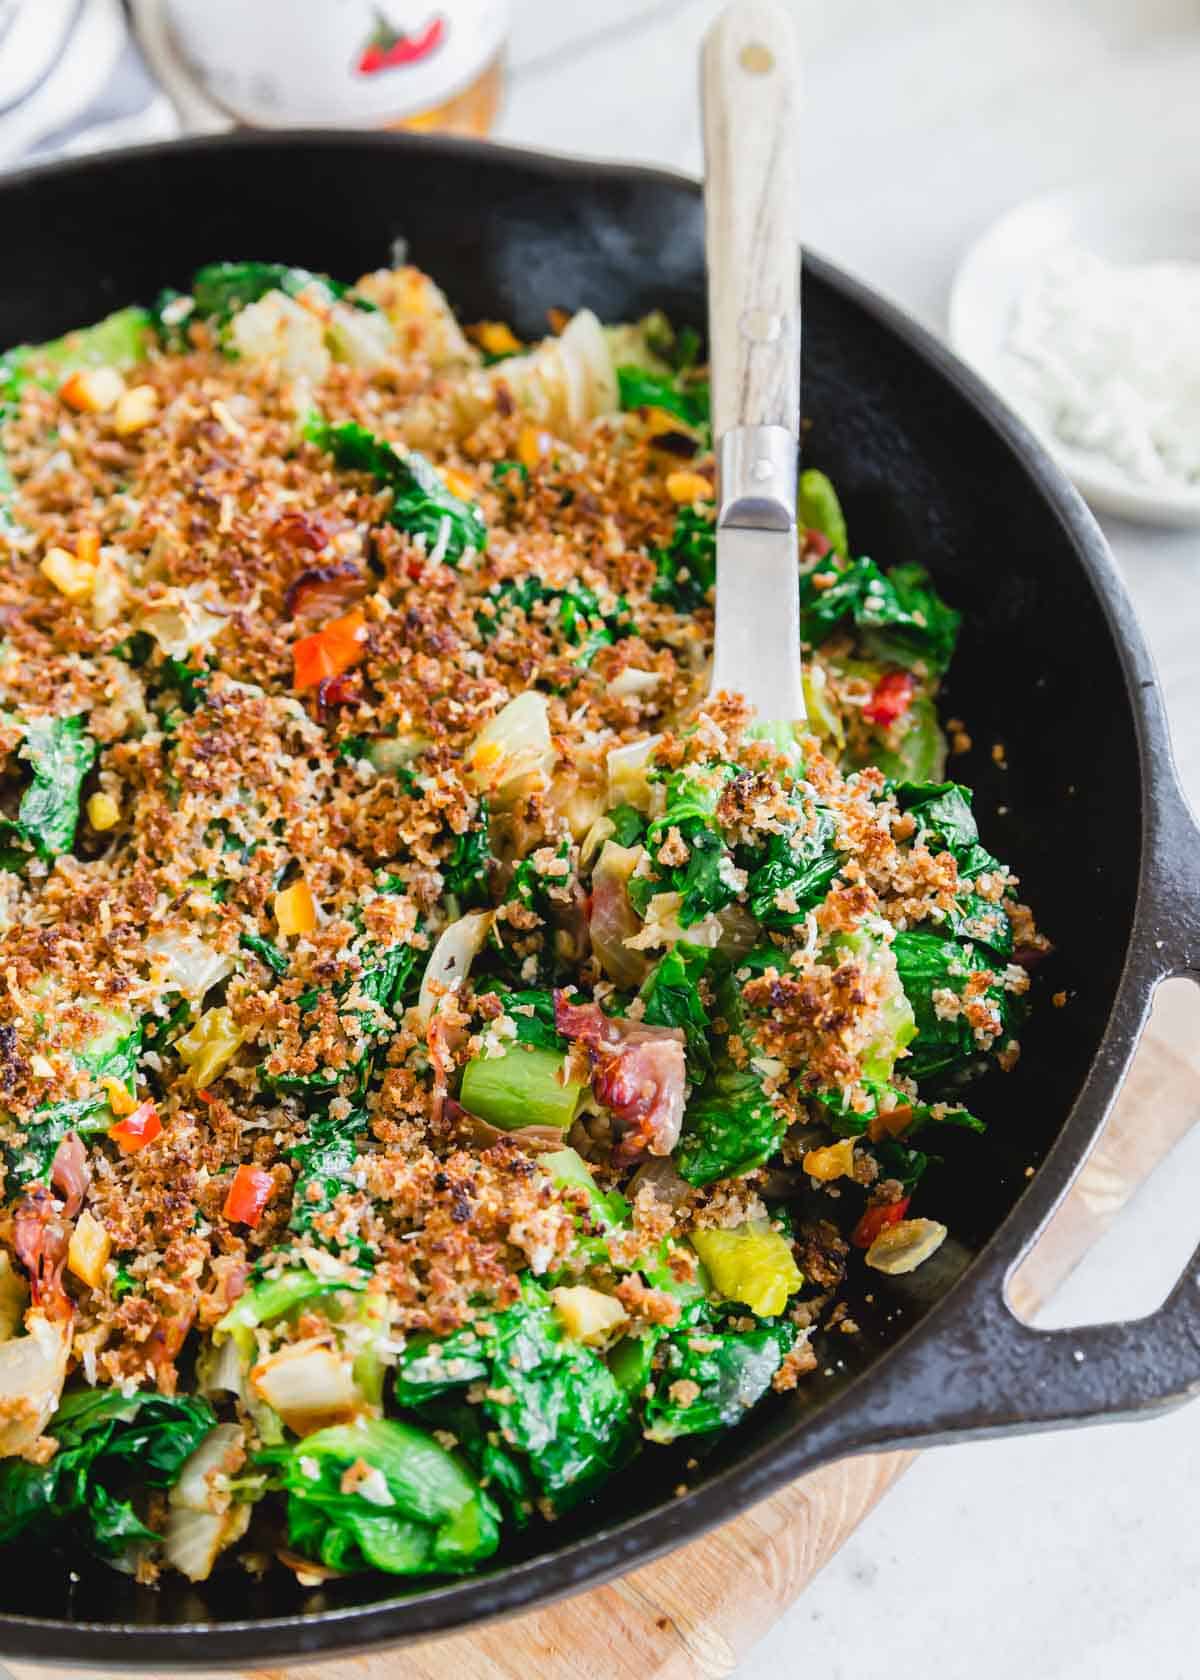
0 307 150 399
189 261 352 325
638 943 712 1077
799 556 961 674
392 1277 632 1511
263 1418 500 1577
303 416 486 564
895 780 1013 956
743 807 841 929
892 928 1019 1085
476 575 629 666
641 1309 796 1442
617 365 710 430
0 1390 215 1555
650 504 716 612
0 715 97 870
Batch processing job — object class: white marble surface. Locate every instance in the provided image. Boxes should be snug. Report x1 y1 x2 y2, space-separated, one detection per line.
500 1 1200 1675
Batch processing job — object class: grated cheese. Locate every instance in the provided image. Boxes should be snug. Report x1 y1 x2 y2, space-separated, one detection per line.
1003 245 1200 489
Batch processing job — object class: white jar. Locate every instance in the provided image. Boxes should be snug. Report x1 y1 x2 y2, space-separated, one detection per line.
163 0 509 131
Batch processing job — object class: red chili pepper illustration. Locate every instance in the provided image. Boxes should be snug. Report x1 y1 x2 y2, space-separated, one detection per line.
356 11 446 76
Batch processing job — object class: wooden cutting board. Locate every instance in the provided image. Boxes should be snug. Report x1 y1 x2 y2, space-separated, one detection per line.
12 982 1199 1680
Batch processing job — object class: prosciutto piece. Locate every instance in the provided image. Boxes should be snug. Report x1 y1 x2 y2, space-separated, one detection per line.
14 1185 72 1322
553 992 687 1162
49 1131 90 1218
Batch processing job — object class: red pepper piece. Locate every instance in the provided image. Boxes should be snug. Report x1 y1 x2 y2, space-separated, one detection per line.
108 1101 162 1154
293 607 367 692
223 1164 274 1228
851 1196 911 1249
863 668 915 727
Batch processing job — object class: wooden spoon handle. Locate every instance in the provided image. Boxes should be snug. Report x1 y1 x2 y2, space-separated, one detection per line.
702 0 801 442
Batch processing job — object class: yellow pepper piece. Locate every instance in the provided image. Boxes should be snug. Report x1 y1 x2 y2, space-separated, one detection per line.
87 791 120 831
475 320 521 356
274 878 317 936
691 1221 803 1317
665 469 713 505
40 546 96 603
176 1005 246 1089
551 1285 629 1346
113 383 159 437
68 1210 112 1290
803 1135 857 1182
467 739 504 774
101 1076 137 1116
75 530 101 566
644 406 696 439
441 466 475 501
517 423 545 473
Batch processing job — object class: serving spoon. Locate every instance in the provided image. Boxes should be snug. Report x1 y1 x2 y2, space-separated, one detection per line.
702 0 804 726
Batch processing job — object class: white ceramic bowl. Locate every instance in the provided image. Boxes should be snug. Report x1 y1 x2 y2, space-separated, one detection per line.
949 177 1200 526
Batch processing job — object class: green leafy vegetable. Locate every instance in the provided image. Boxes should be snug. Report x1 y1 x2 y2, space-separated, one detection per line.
159 656 210 714
475 984 564 1052
392 1277 633 1509
216 1267 365 1357
442 801 494 908
8 1008 139 1185
639 943 712 1077
616 365 710 430
264 1418 500 1577
608 804 647 848
304 416 486 565
799 557 961 675
0 715 97 870
239 931 289 977
631 765 739 928
641 1310 795 1442
0 1389 215 1556
895 782 1012 955
262 938 418 1100
476 575 628 667
0 307 150 398
892 928 1015 1084
287 1107 370 1253
541 1146 629 1232
189 261 350 326
650 505 716 613
674 1062 784 1187
743 807 841 929
867 692 945 783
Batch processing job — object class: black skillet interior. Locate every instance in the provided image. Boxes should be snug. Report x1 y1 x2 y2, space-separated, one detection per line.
0 134 1141 1646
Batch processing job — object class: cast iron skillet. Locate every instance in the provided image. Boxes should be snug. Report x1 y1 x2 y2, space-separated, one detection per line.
0 132 1197 1667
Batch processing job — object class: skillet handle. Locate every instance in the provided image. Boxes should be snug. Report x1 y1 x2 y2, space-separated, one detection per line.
837 769 1200 1450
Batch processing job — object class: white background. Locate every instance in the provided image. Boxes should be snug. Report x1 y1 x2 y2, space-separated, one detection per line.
498 2 1200 1675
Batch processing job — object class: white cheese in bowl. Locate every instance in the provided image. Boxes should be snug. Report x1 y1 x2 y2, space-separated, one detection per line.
1002 246 1200 491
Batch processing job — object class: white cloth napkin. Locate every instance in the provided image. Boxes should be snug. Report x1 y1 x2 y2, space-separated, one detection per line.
0 0 178 169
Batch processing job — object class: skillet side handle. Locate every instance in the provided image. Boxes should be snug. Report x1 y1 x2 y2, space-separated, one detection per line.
836 771 1200 1450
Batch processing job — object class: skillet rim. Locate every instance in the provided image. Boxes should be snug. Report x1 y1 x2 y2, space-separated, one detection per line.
0 128 1168 1666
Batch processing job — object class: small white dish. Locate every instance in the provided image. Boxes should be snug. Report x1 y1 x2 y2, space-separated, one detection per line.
949 177 1200 526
